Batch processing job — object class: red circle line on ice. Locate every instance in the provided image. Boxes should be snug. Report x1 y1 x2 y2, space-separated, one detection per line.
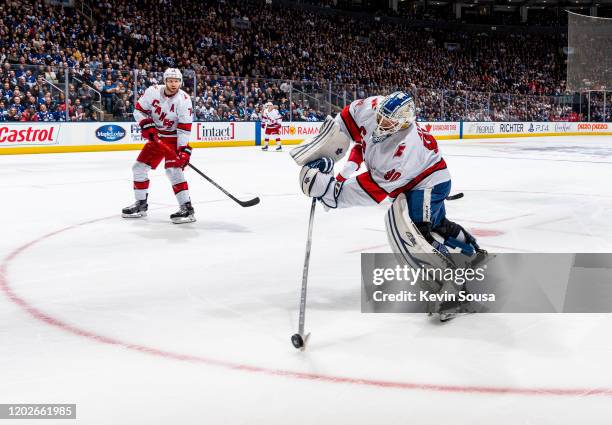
1 216 611 398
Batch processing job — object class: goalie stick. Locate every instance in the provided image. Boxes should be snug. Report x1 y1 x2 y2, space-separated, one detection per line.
291 198 316 350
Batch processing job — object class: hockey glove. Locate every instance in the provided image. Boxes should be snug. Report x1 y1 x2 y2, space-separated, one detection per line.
299 157 335 198
140 118 158 142
176 145 192 170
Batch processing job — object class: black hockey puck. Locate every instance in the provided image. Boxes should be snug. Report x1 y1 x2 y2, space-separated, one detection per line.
291 333 304 349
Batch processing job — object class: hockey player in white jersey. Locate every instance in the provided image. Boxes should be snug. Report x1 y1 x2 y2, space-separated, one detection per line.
122 68 196 224
261 102 282 151
295 91 484 260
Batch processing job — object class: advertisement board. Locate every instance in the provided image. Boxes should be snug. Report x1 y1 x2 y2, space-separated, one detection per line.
1 121 611 155
416 122 460 139
0 123 61 147
462 122 612 139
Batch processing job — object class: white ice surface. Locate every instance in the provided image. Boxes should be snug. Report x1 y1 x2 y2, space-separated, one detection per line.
1 136 612 424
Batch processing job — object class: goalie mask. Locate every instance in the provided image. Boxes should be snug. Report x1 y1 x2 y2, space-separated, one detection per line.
163 68 183 87
373 91 416 142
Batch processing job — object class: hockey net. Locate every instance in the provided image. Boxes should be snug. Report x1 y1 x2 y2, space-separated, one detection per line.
567 12 612 92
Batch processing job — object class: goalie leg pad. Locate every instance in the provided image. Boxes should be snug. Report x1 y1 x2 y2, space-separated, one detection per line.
290 115 350 166
385 193 454 270
385 193 477 315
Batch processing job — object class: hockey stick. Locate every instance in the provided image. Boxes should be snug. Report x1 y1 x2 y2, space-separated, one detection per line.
446 192 464 201
187 163 260 207
156 141 260 207
291 198 317 350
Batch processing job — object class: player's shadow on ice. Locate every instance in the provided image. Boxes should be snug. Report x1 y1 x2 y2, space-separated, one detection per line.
125 219 251 241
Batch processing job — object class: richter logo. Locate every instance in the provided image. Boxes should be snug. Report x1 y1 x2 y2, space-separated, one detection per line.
96 125 126 142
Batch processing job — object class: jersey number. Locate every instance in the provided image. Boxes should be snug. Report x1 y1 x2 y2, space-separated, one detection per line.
384 169 401 182
418 130 439 153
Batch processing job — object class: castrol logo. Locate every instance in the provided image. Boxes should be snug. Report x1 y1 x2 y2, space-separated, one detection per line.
0 125 59 145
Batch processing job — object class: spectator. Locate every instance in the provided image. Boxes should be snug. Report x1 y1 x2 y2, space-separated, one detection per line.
36 104 55 122
6 107 20 121
78 83 93 108
102 79 117 111
92 74 104 92
11 96 25 114
0 101 8 121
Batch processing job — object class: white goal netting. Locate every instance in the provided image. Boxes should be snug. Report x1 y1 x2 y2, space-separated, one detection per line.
567 12 612 92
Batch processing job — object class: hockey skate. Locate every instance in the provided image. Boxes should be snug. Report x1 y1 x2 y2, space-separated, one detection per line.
261 145 269 151
122 198 148 218
170 202 196 224
275 145 283 152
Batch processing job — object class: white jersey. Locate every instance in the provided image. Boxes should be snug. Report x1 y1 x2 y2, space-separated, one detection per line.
327 96 450 208
134 85 193 147
262 108 282 129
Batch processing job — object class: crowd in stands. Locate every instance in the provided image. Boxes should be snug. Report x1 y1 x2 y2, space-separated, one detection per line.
0 0 609 123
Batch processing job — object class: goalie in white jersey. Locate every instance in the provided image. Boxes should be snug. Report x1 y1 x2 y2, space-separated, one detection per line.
296 91 484 260
122 68 196 224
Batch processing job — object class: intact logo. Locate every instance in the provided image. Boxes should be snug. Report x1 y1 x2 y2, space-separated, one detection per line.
96 125 126 142
197 122 235 141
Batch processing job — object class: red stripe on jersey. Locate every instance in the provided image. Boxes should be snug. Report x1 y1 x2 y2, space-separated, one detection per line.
389 159 448 198
356 172 388 204
348 142 364 164
340 106 362 142
177 123 192 132
135 102 150 114
158 129 177 135
172 182 189 194
133 180 150 190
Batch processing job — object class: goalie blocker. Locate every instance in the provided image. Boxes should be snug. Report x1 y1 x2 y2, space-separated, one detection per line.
290 116 350 166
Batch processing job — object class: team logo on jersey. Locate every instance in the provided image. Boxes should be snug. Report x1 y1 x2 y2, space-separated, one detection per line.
384 169 401 182
96 125 126 142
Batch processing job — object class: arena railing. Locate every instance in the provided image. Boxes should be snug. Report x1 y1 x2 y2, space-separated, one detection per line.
2 63 610 123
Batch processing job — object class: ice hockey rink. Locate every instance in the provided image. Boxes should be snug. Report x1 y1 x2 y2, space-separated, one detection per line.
1 136 612 424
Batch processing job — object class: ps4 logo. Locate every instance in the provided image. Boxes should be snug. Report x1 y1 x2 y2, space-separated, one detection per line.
96 125 126 142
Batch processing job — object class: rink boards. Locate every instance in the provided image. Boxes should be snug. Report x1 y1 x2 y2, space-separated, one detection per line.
1 120 611 155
